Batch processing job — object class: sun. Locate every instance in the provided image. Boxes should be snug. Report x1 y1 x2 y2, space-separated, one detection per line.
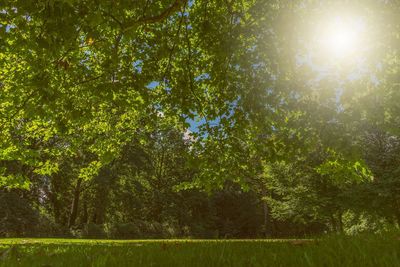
319 16 365 59
326 25 357 55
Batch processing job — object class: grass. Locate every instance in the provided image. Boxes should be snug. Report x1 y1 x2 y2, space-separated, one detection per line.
0 234 399 266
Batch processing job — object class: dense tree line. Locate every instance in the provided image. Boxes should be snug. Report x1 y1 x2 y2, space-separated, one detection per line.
1 0 400 238
1 122 399 238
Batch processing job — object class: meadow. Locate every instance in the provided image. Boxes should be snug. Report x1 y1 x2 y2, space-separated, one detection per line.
0 234 399 267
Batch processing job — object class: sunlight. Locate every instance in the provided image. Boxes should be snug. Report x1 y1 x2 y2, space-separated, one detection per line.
320 16 365 59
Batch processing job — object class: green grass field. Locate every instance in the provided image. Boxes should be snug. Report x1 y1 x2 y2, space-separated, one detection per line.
0 234 399 266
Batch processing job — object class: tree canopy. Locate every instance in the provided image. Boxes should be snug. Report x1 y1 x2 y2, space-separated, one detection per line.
1 0 400 237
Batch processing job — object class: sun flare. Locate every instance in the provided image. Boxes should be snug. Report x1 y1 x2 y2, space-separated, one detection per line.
319 16 365 59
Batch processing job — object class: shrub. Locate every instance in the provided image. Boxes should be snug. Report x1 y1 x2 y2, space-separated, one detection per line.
108 222 141 239
82 223 107 239
107 220 180 239
0 191 39 237
34 215 71 238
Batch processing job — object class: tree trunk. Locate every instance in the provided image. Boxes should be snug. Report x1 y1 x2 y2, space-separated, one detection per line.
337 212 344 233
68 178 82 228
263 200 270 238
330 214 337 233
394 199 400 228
330 212 344 233
48 190 61 225
261 186 272 238
81 196 88 225
395 208 400 228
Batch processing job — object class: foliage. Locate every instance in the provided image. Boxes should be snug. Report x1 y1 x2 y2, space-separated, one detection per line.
1 0 400 239
0 191 39 237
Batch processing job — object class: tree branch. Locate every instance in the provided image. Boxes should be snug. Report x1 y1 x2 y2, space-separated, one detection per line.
7 89 38 121
122 0 188 32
